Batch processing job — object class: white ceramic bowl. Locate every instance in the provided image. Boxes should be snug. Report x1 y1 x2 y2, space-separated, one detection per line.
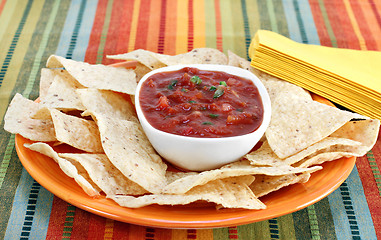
135 64 271 171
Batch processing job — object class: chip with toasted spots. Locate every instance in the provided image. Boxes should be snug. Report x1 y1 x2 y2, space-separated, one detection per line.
59 153 148 196
76 88 137 122
250 173 311 198
50 109 103 153
4 93 56 142
109 176 266 209
25 142 101 197
46 55 137 95
151 48 228 65
162 159 321 195
96 114 167 194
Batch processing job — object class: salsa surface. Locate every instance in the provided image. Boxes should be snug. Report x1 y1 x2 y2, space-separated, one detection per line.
139 67 264 138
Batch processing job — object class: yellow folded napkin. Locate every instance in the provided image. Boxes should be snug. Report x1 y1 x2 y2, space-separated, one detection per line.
249 30 381 120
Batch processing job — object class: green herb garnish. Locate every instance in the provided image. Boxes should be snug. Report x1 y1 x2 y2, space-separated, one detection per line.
208 113 219 119
168 80 178 89
213 86 224 98
202 121 214 125
209 86 217 91
219 81 227 86
190 75 202 85
188 100 196 103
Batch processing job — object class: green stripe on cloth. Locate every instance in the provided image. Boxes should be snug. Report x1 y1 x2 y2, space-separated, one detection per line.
204 0 217 50
96 0 114 64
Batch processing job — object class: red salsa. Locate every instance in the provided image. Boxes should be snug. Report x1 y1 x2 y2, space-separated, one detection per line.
139 67 264 138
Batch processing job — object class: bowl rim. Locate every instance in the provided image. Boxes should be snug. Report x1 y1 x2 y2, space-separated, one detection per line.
134 64 272 142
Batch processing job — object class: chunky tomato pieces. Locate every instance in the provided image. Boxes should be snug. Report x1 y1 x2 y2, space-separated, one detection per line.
139 67 264 138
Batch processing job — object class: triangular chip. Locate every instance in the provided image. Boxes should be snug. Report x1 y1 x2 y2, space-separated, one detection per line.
109 176 266 209
39 68 68 100
151 48 228 65
163 159 321 194
76 88 137 121
59 153 148 195
96 115 167 194
107 49 166 70
40 73 85 111
25 142 101 197
4 93 56 141
250 173 311 197
50 109 103 153
266 93 358 158
46 55 137 95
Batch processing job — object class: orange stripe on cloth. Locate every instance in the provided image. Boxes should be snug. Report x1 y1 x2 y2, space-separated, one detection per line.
0 0 6 16
343 0 367 50
193 0 206 48
176 0 188 53
357 0 381 50
127 0 141 52
146 0 161 52
103 218 114 239
164 0 177 54
84 0 109 64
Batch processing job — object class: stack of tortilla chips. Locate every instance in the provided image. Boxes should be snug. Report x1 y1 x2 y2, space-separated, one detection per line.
3 48 380 210
249 30 381 120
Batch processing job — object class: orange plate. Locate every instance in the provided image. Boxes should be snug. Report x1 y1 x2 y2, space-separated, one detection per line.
16 135 355 228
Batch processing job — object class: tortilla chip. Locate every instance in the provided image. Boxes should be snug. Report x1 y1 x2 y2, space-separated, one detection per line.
50 109 103 153
330 119 380 155
266 93 359 159
59 153 148 195
250 173 311 197
25 142 101 197
40 73 85 111
46 55 137 95
76 88 137 122
295 152 352 168
163 159 321 194
151 48 228 65
227 50 253 72
107 49 166 70
39 68 67 100
96 115 167 194
109 176 266 209
4 93 56 141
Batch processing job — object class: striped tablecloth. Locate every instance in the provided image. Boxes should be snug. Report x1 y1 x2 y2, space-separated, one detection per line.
1 0 380 239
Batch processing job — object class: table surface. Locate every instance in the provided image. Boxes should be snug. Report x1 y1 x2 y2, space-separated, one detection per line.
1 0 380 239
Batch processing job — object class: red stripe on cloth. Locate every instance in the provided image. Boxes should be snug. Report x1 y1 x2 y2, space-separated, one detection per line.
101 0 132 65
112 220 132 239
0 0 7 16
157 0 166 53
355 135 381 240
323 0 354 49
86 215 107 240
114 0 134 54
214 0 223 52
165 0 177 54
308 0 333 47
70 209 91 240
134 0 151 50
84 0 109 64
348 0 378 50
188 0 194 51
46 197 71 239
